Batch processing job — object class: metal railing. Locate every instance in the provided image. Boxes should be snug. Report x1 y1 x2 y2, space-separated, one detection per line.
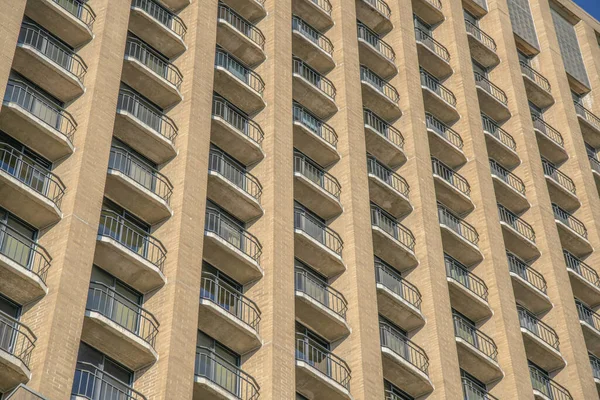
108 146 173 204
445 254 488 301
0 142 66 207
420 69 456 107
367 155 409 197
375 260 422 309
364 108 404 148
125 38 183 89
590 353 600 380
380 322 429 374
294 207 343 255
453 314 498 361
531 115 564 148
422 0 442 10
529 366 572 400
576 299 600 332
293 58 336 99
414 28 450 63
438 204 479 245
552 203 587 239
564 250 600 288
507 251 547 293
0 310 36 368
19 22 87 82
0 219 51 283
371 205 416 251
361 0 392 18
517 306 560 350
205 206 262 262
72 362 146 400
542 159 576 195
498 204 536 242
209 150 262 202
462 377 499 400
426 113 464 149
117 89 178 143
293 102 338 147
295 267 348 319
213 95 264 145
200 272 261 331
98 210 167 270
360 66 399 103
358 22 395 63
481 114 516 151
215 49 265 95
293 16 334 56
52 0 96 29
86 282 159 346
218 3 264 50
589 155 600 175
489 159 525 195
574 102 600 131
474 72 508 106
520 62 551 93
294 151 341 199
4 79 77 144
309 0 332 15
465 20 497 52
296 333 351 390
432 157 470 196
132 0 186 40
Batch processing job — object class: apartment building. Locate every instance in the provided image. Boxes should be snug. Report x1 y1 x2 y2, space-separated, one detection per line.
1 0 600 398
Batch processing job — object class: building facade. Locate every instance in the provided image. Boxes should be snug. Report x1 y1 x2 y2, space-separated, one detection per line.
1 0 600 399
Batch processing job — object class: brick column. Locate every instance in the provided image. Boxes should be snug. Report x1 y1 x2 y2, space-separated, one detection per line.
0 0 25 101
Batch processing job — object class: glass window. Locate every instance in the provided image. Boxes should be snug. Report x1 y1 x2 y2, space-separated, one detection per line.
464 10 479 26
384 380 414 400
0 208 38 269
413 15 432 35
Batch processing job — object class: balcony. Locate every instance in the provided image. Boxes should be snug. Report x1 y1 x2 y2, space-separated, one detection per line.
198 272 261 355
529 366 572 400
445 254 492 322
357 23 396 79
415 29 452 80
590 156 600 190
531 116 567 165
361 66 401 121
292 0 333 32
367 155 412 217
81 282 159 370
420 70 459 123
541 160 579 211
14 22 86 103
553 204 592 257
203 207 263 285
454 315 502 383
25 0 95 48
217 3 265 67
380 323 434 397
426 113 466 168
564 251 600 307
520 62 554 109
294 207 344 278
0 312 34 392
462 377 498 400
518 307 565 372
293 103 339 167
371 205 418 272
507 252 551 314
193 347 259 400
72 363 146 400
498 204 539 261
465 21 499 68
575 102 600 148
438 204 482 265
412 0 444 26
105 147 173 225
489 159 529 214
590 353 600 393
94 210 167 293
364 109 406 168
3 385 48 400
355 0 393 35
375 260 425 331
207 150 263 223
122 38 183 110
129 0 187 59
224 0 267 22
211 96 265 167
432 158 473 215
482 114 520 169
577 300 600 355
293 16 335 73
295 267 350 342
0 143 64 229
1 79 75 162
294 152 342 220
114 89 178 165
474 73 510 122
293 58 337 119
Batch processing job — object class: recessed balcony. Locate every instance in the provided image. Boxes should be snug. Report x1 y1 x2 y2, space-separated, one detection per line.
14 22 86 103
412 0 444 26
575 102 600 148
498 204 540 261
293 58 338 120
211 96 265 167
520 62 554 109
507 252 552 314
294 207 345 278
293 16 335 74
364 108 406 168
368 155 412 218
445 254 492 322
589 156 600 192
355 0 393 35
474 73 511 123
198 272 261 355
73 363 146 400
371 205 418 273
553 204 592 257
25 0 95 48
432 158 473 215
294 152 342 220
490 159 529 214
375 260 425 331
358 23 396 79
465 21 499 68
361 66 401 122
482 114 520 169
426 113 466 169
463 0 488 17
81 282 159 370
292 0 333 32
590 353 600 394
293 102 339 167
420 70 459 123
415 29 452 81
0 313 34 392
122 38 183 110
217 3 265 67
541 160 579 211
207 150 263 223
577 300 600 355
94 210 167 293
530 366 573 400
129 0 187 59
203 207 263 285
462 377 499 400
532 116 568 164
0 143 64 229
438 204 483 265
518 306 565 372
1 79 75 162
223 0 267 22
564 251 600 307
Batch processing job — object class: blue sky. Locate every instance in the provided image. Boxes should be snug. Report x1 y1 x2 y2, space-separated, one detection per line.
574 0 600 20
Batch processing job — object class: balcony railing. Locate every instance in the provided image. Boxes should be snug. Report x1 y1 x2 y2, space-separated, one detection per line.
564 250 600 288
426 113 464 150
432 158 470 196
371 205 416 251
465 20 497 52
296 333 351 389
218 3 264 50
358 22 395 62
215 49 265 95
489 159 525 195
498 204 536 242
420 69 456 107
52 0 96 29
117 89 178 143
294 152 341 199
201 272 261 331
576 299 600 332
19 22 87 82
589 156 600 175
86 282 159 346
205 206 262 262
295 267 348 319
4 79 77 144
0 142 66 208
541 160 576 196
0 219 51 283
414 28 450 63
380 322 429 375
520 62 551 93
438 204 479 245
590 353 600 380
125 38 183 90
375 260 422 310
517 306 560 350
72 362 146 400
309 0 333 15
474 73 508 106
453 314 498 361
293 102 338 147
213 96 264 145
507 252 547 294
132 0 187 40
361 0 392 18
360 66 399 103
531 116 564 148
98 210 167 270
367 155 410 197
462 377 499 400
364 109 404 148
445 254 488 301
552 203 587 239
574 102 600 132
293 57 336 99
529 366 572 400
0 311 36 368
482 114 516 151
294 207 343 255
293 16 334 56
209 150 262 202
